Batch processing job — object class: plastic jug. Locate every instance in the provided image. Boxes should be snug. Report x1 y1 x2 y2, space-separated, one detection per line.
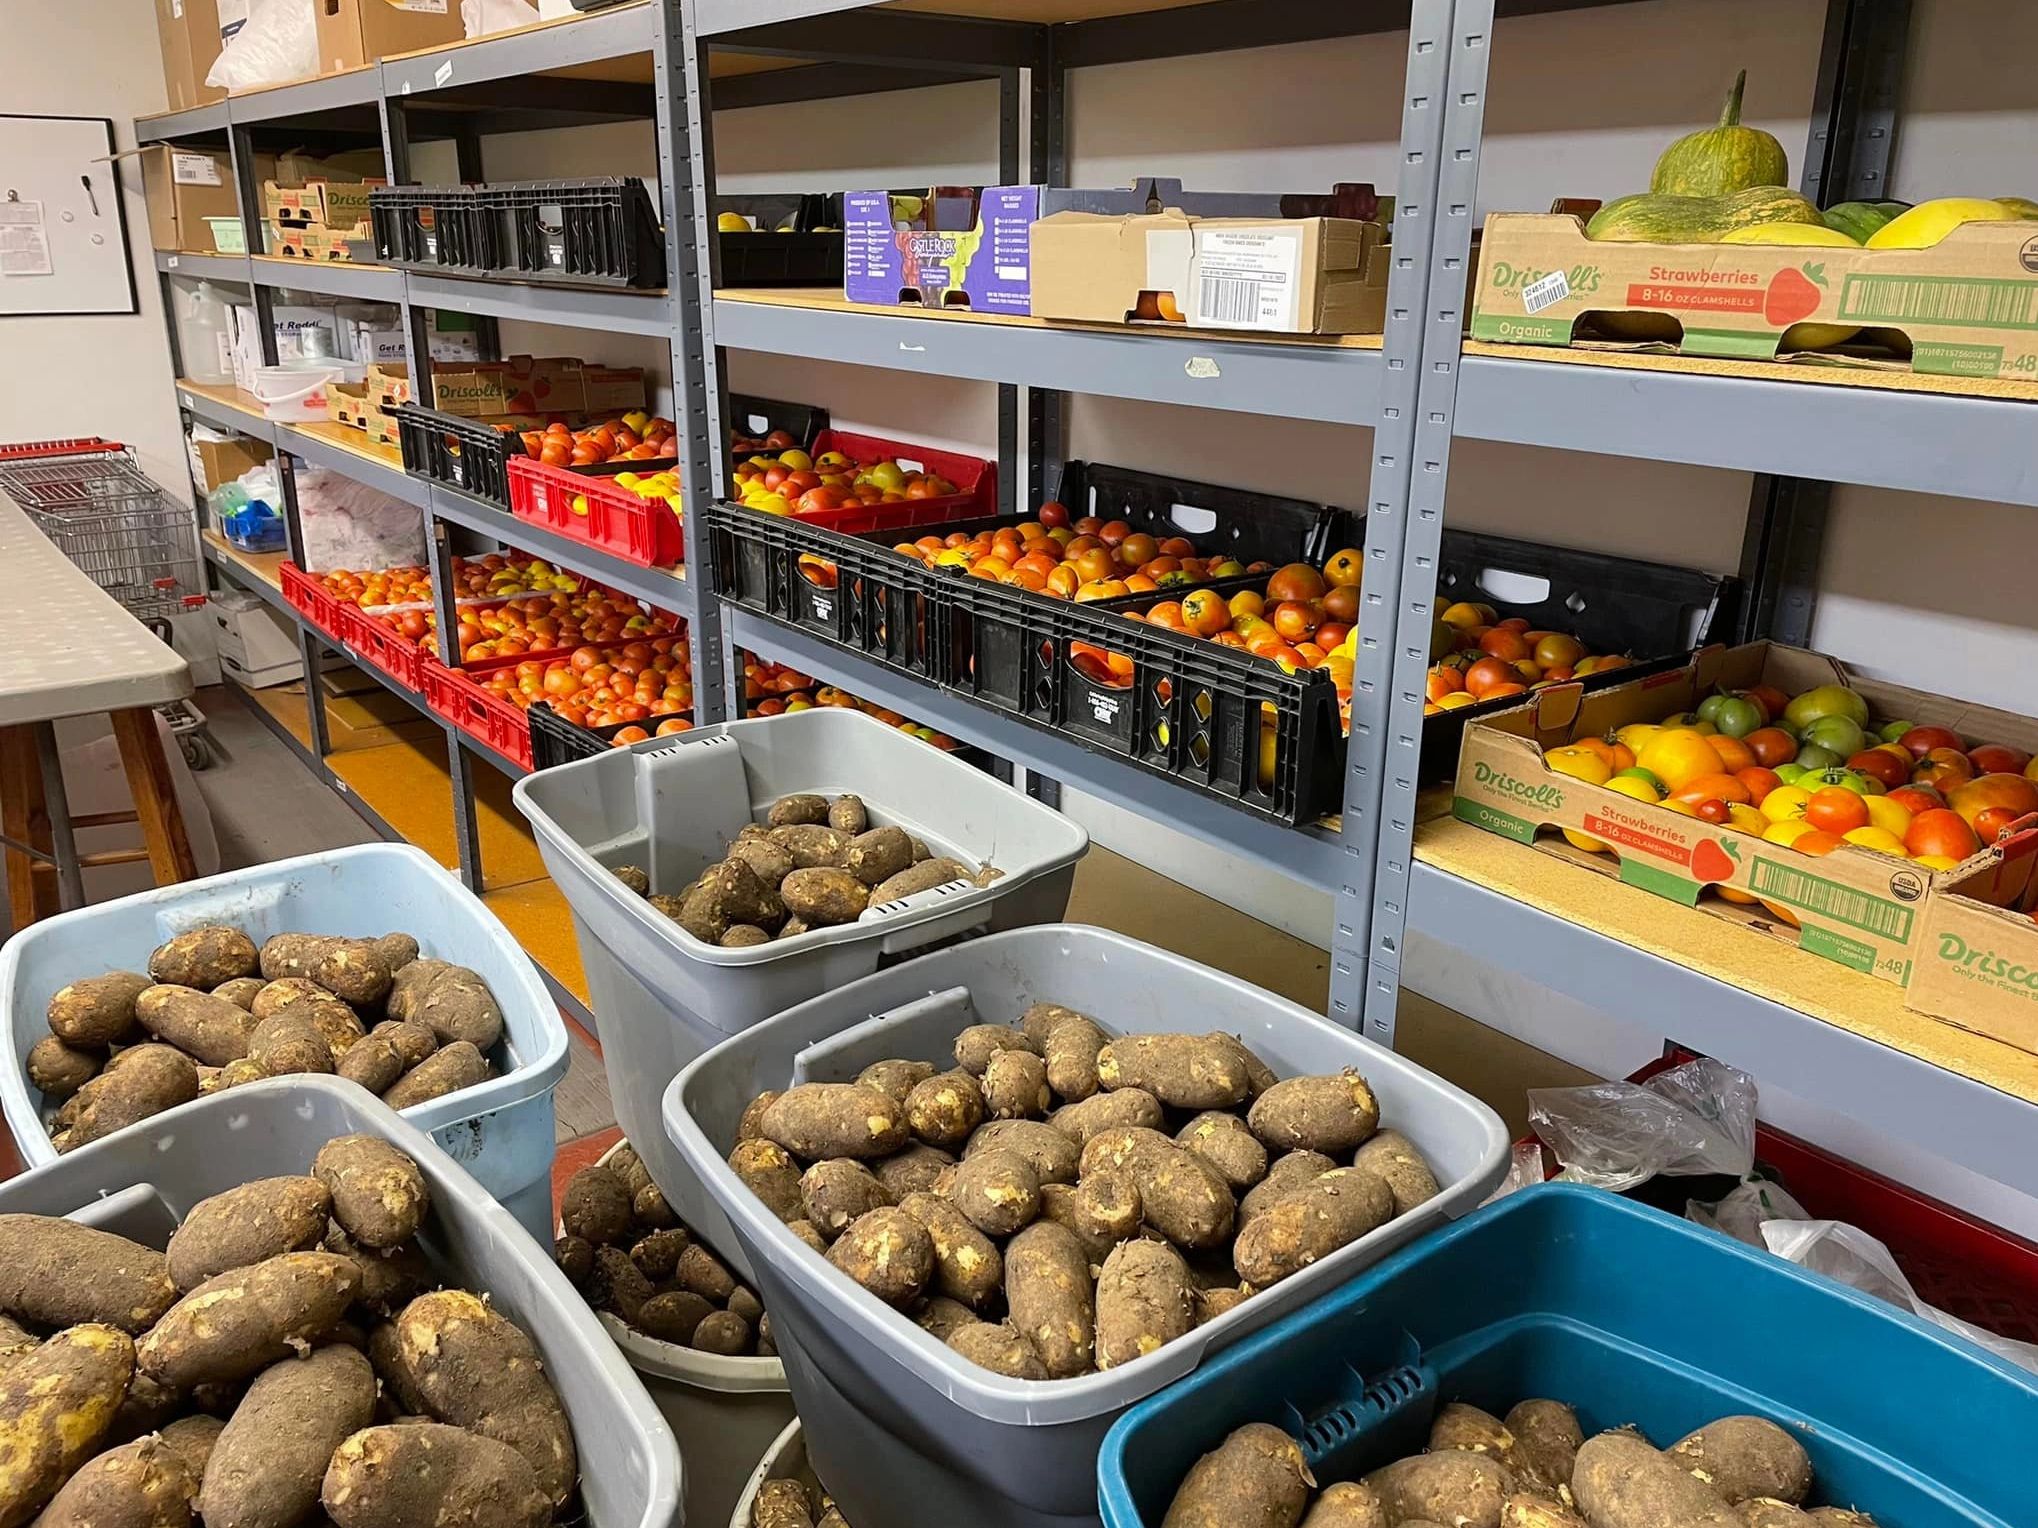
178 281 235 385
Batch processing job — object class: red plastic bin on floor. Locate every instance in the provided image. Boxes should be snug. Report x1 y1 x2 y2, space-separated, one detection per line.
279 561 347 641
422 658 536 772
508 457 685 569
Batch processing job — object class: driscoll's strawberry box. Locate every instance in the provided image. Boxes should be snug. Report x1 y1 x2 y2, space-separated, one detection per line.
1907 814 2038 1055
1470 210 2038 380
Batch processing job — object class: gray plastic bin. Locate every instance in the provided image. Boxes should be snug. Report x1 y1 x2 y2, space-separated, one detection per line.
515 707 1088 1267
729 1418 812 1528
0 1075 682 1528
662 925 1511 1528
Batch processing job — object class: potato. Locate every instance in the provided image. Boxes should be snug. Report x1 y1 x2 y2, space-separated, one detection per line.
1004 1221 1095 1378
1739 1504 1815 1528
1071 1168 1142 1247
395 1290 575 1508
302 940 392 1008
730 1139 807 1223
779 868 868 927
248 1015 333 1076
966 1120 1080 1185
371 933 419 972
211 1058 268 1093
210 976 266 1011
692 1310 751 1355
637 1291 714 1346
1240 1151 1338 1227
761 1083 908 1161
755 1477 816 1528
285 998 364 1058
167 1176 331 1291
1036 1184 1115 1266
35 1433 195 1528
0 1216 176 1332
630 1228 689 1282
868 859 970 905
948 1148 1041 1237
1501 1496 1587 1528
1162 1422 1311 1528
904 1070 985 1151
1351 1130 1440 1216
1505 1399 1583 1499
381 1041 488 1110
158 1415 225 1483
1432 1401 1515 1459
675 1243 738 1305
1806 1512 1879 1527
561 1164 634 1246
365 1323 424 1416
553 1235 594 1287
1079 1127 1235 1251
825 1208 934 1307
250 979 332 1020
139 1253 360 1388
1364 1451 1516 1528
135 986 260 1065
591 1247 654 1323
800 1160 891 1239
202 1343 376 1528
1041 1015 1108 1103
768 793 830 827
612 864 651 896
1178 1111 1269 1191
410 968 504 1051
771 824 851 870
1667 1417 1812 1506
1570 1432 1739 1528
1096 1033 1251 1110
326 1226 429 1317
1049 1087 1164 1147
953 1024 1037 1076
27 1036 99 1100
945 1320 1047 1379
254 935 329 984
728 835 795 890
874 1143 954 1201
983 1049 1052 1119
46 971 150 1047
1248 1071 1380 1154
335 1025 423 1095
728 1286 764 1325
321 1423 549 1528
1233 1168 1391 1287
151 926 259 990
382 961 452 1023
844 826 913 886
1095 1237 1195 1370
826 795 868 833
0 1323 135 1527
856 1059 935 1107
912 1296 978 1342
719 925 768 947
899 1191 1003 1310
648 894 687 923
1195 1286 1250 1325
315 1136 428 1250
0 1313 31 1353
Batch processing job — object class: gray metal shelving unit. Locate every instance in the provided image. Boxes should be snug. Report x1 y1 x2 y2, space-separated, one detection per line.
140 0 2038 1185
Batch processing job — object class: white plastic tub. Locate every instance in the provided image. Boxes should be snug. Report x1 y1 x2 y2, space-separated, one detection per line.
515 707 1088 1264
249 360 361 421
0 1076 682 1528
730 1418 813 1528
663 924 1512 1528
0 842 569 1238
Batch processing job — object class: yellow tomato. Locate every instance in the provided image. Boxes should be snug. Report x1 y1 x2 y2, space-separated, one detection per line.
1760 785 1813 823
1545 746 1613 786
1637 729 1725 792
1913 853 1961 872
1843 826 1910 858
1614 722 1661 755
1763 819 1818 848
1725 804 1767 835
1862 796 1915 842
1435 692 1477 710
1603 775 1663 805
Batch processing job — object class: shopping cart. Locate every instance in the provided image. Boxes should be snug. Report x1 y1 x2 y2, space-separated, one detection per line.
0 439 216 768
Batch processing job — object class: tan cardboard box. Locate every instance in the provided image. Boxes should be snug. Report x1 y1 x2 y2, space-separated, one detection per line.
194 434 272 491
312 0 462 75
1453 642 2038 984
1030 210 1389 336
268 222 361 261
1907 816 2038 1052
154 0 226 112
577 365 648 415
430 356 585 417
326 381 374 431
366 362 412 411
264 179 380 232
139 146 239 252
1471 210 2038 381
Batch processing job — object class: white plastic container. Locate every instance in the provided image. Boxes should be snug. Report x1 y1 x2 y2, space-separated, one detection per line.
730 1418 814 1528
0 842 569 1239
249 359 361 421
177 279 235 385
663 924 1512 1528
0 1076 683 1528
515 707 1089 1265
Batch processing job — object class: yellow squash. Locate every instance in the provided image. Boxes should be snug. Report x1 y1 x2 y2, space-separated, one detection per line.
1867 197 2023 249
1721 222 1861 350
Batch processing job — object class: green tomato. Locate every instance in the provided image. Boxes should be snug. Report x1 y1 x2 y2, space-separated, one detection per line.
1775 763 1807 785
1880 719 1915 744
1696 694 1730 724
1784 683 1870 732
1712 697 1764 739
1802 715 1867 759
1613 766 1664 797
1804 767 1872 795
1793 744 1841 771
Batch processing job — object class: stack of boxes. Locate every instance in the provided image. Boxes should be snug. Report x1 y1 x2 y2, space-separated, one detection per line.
265 178 381 262
151 0 463 112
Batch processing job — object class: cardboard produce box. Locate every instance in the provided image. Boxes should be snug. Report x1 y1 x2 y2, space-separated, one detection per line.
1908 817 2038 1052
427 357 646 418
366 361 411 411
1451 642 2038 984
192 432 272 491
264 179 380 233
312 0 462 75
1031 210 1390 335
154 0 226 112
325 381 375 430
138 147 240 252
1471 210 2038 381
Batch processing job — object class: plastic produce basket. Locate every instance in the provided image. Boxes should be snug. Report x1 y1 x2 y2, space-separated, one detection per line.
529 699 664 770
278 559 347 639
336 601 428 690
0 1076 682 1528
423 657 538 771
717 192 844 287
509 455 686 569
488 178 667 288
515 707 1089 1253
728 393 829 457
0 843 569 1238
661 924 1510 1528
1099 1183 2038 1528
368 184 509 272
395 401 522 509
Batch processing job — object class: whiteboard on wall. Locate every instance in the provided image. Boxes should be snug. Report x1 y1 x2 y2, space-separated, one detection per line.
0 115 137 317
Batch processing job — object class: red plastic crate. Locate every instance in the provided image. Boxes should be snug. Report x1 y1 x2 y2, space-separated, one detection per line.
507 457 685 569
337 603 427 691
279 561 347 640
784 428 996 533
421 658 534 772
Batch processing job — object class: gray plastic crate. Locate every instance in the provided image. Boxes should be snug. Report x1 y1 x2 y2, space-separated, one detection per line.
514 708 1088 1263
661 924 1511 1528
0 1075 682 1528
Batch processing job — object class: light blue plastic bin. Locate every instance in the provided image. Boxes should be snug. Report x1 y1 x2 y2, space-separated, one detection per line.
0 843 569 1239
1099 1183 2038 1528
0 1076 682 1528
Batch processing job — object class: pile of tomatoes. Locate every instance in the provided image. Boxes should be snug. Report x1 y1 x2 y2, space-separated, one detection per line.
1423 601 1628 714
889 501 1260 602
491 636 693 730
736 446 962 520
516 412 678 469
318 555 577 611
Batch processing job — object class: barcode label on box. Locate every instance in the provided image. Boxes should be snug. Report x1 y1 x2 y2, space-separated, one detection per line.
402 0 450 14
1190 229 1299 332
172 151 222 187
1840 273 2038 330
1522 269 1571 313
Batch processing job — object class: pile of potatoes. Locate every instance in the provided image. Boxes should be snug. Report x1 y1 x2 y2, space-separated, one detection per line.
0 1135 579 1528
614 790 997 949
1164 1400 1881 1528
726 1003 1441 1380
27 925 508 1151
554 1139 776 1359
753 1473 855 1528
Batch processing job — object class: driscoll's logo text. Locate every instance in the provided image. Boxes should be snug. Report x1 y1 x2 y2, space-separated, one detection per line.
1937 932 2038 992
1472 761 1565 809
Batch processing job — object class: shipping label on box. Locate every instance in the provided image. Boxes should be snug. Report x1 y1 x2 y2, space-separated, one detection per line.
1471 212 2038 380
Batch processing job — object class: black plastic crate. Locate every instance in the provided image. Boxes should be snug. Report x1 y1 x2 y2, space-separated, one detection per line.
486 179 666 288
728 394 829 457
717 193 844 286
394 403 521 509
369 186 503 272
529 701 632 771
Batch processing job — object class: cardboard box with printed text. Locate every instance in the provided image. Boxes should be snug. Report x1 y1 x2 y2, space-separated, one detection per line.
1907 816 2038 1053
139 146 239 253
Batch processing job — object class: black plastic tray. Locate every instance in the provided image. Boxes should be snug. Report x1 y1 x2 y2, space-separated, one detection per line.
369 179 665 288
718 193 844 286
393 403 521 509
728 394 830 457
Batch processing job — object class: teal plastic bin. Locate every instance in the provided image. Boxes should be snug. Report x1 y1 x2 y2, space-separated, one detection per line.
0 843 569 1239
1099 1183 2038 1528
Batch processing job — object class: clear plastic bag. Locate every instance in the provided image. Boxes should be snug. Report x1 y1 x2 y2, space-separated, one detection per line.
1526 1057 1757 1193
294 468 426 572
206 0 317 90
1687 1175 1811 1246
461 0 541 36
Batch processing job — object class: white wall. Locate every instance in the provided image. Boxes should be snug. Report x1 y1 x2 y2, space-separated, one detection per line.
0 0 185 498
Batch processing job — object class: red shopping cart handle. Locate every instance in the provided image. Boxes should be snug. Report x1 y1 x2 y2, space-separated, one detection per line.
0 437 127 461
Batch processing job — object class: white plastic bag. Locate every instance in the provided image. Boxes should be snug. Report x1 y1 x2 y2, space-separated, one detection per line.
1526 1058 1757 1193
294 468 427 572
1762 1219 2038 1375
207 0 317 90
1686 1176 1811 1246
461 0 540 37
